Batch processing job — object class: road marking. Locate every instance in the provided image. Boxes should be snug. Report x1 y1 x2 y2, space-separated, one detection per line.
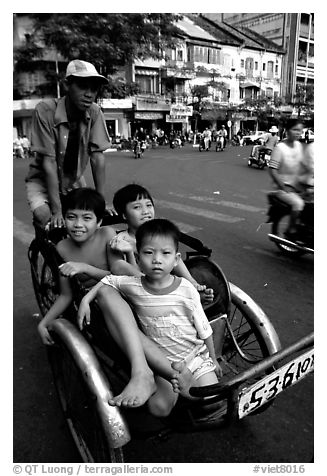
13 217 34 246
169 192 264 213
156 199 244 223
168 221 202 234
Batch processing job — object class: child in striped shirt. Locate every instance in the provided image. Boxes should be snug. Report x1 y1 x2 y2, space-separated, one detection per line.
78 218 222 417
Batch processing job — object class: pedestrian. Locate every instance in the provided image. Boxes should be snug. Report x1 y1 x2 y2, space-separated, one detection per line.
13 136 24 159
25 59 113 230
78 218 223 415
21 134 31 158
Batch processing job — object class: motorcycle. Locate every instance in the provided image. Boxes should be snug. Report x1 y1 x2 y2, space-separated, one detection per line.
215 136 224 152
133 140 146 159
267 190 314 256
248 147 271 169
198 135 206 152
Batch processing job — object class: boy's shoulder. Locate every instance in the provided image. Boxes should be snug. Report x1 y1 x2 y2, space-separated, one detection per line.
97 225 116 240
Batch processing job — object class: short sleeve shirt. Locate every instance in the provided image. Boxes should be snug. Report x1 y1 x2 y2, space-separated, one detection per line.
101 275 212 363
26 97 111 193
269 140 304 188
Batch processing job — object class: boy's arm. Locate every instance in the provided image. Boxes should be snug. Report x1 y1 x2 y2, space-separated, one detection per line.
77 281 105 330
59 261 110 280
174 260 204 289
107 246 142 277
174 261 214 304
58 227 116 280
38 275 73 345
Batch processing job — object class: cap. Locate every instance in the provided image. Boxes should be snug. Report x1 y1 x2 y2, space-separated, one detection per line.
65 60 108 84
269 126 279 133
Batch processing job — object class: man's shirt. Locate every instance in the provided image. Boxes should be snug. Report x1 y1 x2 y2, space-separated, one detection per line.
26 97 111 194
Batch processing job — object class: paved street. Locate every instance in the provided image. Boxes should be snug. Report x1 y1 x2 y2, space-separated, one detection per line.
13 143 314 463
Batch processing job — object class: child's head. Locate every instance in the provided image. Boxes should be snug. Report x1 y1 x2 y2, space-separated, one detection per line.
63 188 105 223
113 184 155 232
135 219 181 278
113 184 154 216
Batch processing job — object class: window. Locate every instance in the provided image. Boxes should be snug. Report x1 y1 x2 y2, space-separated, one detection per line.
241 59 244 68
275 63 278 74
255 61 258 70
263 63 266 71
187 46 192 62
177 50 183 61
266 87 273 98
267 61 274 79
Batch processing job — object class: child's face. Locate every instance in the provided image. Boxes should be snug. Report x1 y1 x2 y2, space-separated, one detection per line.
124 197 155 232
137 234 180 282
65 209 100 242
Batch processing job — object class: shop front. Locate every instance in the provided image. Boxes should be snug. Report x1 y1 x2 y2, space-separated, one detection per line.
133 97 171 136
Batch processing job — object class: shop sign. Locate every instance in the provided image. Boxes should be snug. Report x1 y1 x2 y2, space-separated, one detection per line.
135 112 164 120
170 105 193 116
135 98 171 111
166 114 189 123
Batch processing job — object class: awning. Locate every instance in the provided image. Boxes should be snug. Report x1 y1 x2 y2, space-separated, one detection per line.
240 81 260 89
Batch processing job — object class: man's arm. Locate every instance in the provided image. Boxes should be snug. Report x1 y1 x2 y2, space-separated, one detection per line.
43 155 64 227
90 151 106 196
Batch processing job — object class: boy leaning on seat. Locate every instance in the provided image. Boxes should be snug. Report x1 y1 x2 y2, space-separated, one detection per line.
37 186 222 410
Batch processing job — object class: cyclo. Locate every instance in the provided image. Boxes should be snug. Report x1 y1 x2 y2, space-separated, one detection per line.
28 213 314 462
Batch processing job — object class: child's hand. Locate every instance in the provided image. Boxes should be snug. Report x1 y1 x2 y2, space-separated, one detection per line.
214 359 223 378
38 321 55 345
77 299 91 330
200 287 214 305
110 236 133 254
59 262 87 277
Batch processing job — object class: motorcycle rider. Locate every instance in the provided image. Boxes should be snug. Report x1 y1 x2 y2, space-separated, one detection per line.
268 119 306 241
250 125 279 160
217 125 227 149
134 127 146 154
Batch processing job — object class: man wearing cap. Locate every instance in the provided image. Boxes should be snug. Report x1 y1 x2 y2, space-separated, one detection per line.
250 126 279 160
26 59 112 229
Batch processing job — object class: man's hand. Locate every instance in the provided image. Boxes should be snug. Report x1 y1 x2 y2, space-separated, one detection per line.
50 210 65 228
59 262 89 277
77 299 91 330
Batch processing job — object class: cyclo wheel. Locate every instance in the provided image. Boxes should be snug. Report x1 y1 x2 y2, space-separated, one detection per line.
48 331 125 463
272 213 306 256
221 282 281 380
28 238 61 316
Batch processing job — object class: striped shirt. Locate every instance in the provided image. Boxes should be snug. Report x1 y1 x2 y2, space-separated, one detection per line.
101 274 212 363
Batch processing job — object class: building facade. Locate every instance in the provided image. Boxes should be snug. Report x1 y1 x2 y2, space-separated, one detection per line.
205 13 314 102
13 13 286 140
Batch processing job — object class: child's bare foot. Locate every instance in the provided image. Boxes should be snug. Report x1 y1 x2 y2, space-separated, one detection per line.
108 371 156 407
170 361 195 397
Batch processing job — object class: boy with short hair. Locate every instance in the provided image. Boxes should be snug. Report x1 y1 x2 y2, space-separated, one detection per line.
37 187 158 407
78 219 222 416
109 183 214 302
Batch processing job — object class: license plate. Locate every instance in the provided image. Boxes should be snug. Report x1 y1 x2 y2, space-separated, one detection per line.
238 348 314 419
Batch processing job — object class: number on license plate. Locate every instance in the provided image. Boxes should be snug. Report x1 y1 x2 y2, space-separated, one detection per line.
238 348 314 419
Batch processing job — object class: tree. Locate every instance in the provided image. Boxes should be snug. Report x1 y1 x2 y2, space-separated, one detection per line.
190 85 210 132
14 13 182 95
